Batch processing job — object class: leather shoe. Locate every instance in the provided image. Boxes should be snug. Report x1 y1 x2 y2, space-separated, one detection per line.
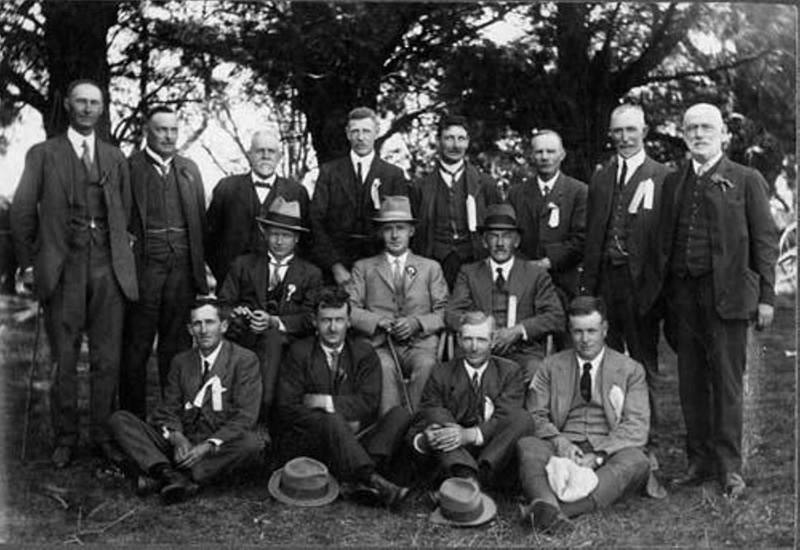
135 474 165 497
529 499 575 536
159 469 199 505
368 473 409 510
52 446 74 469
722 472 746 499
673 463 713 486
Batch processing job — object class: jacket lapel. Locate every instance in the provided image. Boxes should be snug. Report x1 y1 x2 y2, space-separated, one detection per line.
475 260 494 311
254 255 270 307
505 258 525 300
56 136 78 202
404 253 421 294
236 175 257 220
555 353 578 428
376 255 396 292
130 152 149 224
340 158 358 207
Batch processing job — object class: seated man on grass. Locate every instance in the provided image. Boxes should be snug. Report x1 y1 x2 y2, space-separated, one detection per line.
108 298 262 504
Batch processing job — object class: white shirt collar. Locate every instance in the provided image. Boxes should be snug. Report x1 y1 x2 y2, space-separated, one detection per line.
269 253 294 266
145 145 173 170
199 341 224 372
537 172 559 193
489 257 515 280
692 151 724 177
440 159 465 174
350 150 375 177
617 148 646 184
67 127 95 157
320 342 345 367
463 360 489 383
386 250 409 268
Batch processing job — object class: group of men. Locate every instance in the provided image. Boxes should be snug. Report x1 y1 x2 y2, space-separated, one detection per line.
11 78 777 532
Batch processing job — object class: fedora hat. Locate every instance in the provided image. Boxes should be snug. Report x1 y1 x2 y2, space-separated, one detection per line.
371 196 417 224
268 457 339 507
430 477 497 527
257 196 309 233
478 203 520 232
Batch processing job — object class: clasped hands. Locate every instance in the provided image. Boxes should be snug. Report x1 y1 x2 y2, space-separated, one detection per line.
492 325 525 355
231 306 279 334
560 441 602 470
377 316 421 342
169 431 213 469
422 422 478 452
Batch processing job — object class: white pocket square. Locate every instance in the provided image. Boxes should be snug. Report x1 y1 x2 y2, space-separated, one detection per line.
609 384 625 422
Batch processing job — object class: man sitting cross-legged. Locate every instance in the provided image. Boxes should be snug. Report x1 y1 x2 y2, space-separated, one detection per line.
408 311 535 489
516 296 652 535
274 286 411 510
108 298 263 504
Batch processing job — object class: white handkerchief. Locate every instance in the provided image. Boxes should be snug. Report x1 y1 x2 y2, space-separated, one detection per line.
192 375 228 411
628 178 654 213
370 178 382 210
484 396 495 421
546 456 599 502
507 295 517 328
609 384 625 423
466 195 477 232
548 203 560 228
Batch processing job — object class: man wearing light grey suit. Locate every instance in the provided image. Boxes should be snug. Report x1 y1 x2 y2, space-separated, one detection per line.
348 196 449 413
517 296 653 535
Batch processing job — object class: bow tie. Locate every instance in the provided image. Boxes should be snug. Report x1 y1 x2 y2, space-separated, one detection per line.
253 180 272 189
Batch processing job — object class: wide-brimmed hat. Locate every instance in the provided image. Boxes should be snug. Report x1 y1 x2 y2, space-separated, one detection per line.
268 457 339 507
371 196 417 224
478 203 520 232
256 196 309 233
429 477 497 527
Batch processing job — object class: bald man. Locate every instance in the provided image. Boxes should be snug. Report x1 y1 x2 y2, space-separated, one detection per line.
582 105 671 444
206 130 310 284
656 103 778 498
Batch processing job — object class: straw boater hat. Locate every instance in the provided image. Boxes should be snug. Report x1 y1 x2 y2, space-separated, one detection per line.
429 477 497 527
268 457 339 507
371 196 417 224
256 196 309 233
477 203 521 233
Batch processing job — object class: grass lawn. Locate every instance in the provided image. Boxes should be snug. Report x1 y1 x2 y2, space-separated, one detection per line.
0 293 795 546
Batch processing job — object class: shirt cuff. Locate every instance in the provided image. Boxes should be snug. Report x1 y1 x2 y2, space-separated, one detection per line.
206 438 223 447
412 433 428 454
324 395 335 414
276 318 287 332
473 427 484 447
519 325 528 341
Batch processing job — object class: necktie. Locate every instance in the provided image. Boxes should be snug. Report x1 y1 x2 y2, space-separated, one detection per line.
393 258 404 294
495 267 506 292
541 184 550 198
328 350 340 372
580 362 592 402
81 140 93 173
440 163 463 188
269 261 283 290
356 162 363 184
617 159 628 188
202 360 211 380
471 371 481 393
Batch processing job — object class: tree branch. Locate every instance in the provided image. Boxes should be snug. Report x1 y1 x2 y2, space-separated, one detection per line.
643 51 773 84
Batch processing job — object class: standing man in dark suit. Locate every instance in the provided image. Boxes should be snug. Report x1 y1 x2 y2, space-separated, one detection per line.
581 104 670 442
11 79 138 468
108 298 262 504
409 311 534 488
506 130 587 348
120 107 209 419
275 287 411 509
206 128 310 284
218 198 323 419
446 204 564 382
657 103 778 498
309 107 409 286
410 115 495 290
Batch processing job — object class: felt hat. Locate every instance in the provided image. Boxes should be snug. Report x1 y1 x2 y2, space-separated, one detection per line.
371 196 417 224
268 457 339 507
256 196 309 233
429 477 497 527
478 203 520 232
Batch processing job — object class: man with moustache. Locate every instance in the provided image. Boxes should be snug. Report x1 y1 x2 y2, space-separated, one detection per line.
505 130 587 349
657 103 777 498
11 79 138 467
206 128 310 285
310 107 409 286
446 204 564 383
120 107 209 419
582 104 671 444
411 116 495 290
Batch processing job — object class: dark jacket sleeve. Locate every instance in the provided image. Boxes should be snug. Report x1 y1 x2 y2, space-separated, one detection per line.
745 170 779 306
152 356 187 434
308 165 339 272
205 181 226 282
10 144 45 270
445 267 474 331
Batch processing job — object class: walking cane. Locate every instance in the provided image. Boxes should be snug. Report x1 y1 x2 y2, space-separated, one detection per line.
386 333 414 414
21 302 42 461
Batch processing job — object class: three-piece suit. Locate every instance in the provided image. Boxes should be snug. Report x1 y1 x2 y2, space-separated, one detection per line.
11 133 138 446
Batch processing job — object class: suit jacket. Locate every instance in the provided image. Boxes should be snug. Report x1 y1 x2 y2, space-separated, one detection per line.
309 156 408 272
528 347 649 455
218 252 323 337
348 252 448 350
128 151 208 293
152 340 261 443
410 356 526 442
277 336 382 427
206 173 310 283
657 156 778 318
506 173 588 296
410 161 494 260
11 135 138 301
446 258 565 355
582 155 670 313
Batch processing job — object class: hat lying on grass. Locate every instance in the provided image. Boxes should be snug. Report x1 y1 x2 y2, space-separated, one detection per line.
430 477 497 527
268 456 339 507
